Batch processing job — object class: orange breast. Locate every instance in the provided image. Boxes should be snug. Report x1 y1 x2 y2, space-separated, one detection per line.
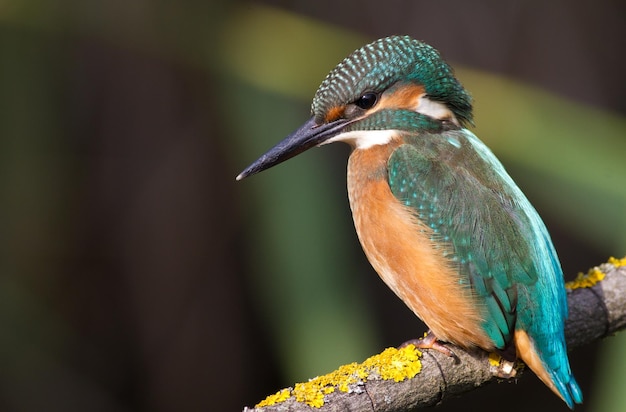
347 141 493 350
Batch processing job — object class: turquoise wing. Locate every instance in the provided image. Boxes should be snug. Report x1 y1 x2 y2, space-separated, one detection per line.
387 129 580 404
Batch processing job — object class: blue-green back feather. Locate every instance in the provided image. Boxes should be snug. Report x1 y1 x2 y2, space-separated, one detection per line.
387 128 581 406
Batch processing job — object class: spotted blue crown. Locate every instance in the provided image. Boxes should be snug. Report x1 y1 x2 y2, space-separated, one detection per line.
311 35 473 127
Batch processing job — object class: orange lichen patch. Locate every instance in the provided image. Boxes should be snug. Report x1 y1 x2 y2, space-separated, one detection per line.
324 105 345 123
515 330 565 403
347 144 492 350
254 345 422 409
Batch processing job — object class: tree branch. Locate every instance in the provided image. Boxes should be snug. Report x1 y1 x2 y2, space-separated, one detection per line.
244 259 626 412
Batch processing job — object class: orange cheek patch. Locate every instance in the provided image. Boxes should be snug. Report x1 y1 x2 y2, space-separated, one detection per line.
376 83 425 112
325 106 346 123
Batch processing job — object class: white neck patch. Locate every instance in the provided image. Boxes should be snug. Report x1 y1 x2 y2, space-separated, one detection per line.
416 95 459 126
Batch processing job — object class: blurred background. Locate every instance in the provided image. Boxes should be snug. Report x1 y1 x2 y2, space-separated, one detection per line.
0 0 624 411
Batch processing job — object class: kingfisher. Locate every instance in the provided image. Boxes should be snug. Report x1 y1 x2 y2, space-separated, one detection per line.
237 35 582 408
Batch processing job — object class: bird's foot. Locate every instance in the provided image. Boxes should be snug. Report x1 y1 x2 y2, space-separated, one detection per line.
400 331 460 363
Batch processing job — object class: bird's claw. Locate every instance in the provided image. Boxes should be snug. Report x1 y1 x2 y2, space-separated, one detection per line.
400 331 460 364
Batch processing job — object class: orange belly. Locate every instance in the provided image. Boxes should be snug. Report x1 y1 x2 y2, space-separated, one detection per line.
347 142 493 350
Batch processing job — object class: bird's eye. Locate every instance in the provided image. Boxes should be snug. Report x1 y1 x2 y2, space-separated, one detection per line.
355 93 378 110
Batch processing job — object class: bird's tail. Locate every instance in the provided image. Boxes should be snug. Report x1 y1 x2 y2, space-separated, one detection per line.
515 330 583 409
553 373 583 410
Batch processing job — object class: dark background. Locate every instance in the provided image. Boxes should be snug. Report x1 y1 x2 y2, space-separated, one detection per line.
1 1 624 411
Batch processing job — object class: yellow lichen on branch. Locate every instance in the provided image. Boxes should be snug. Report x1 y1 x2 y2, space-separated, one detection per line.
566 268 606 290
608 256 626 267
255 345 422 408
255 389 291 408
488 352 502 367
565 256 625 290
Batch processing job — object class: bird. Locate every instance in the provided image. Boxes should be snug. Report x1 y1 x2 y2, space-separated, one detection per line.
236 35 582 408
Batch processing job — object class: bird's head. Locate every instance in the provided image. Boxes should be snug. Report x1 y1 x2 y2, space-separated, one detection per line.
237 35 472 180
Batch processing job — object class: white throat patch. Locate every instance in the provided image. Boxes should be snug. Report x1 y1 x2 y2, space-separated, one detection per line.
322 129 397 150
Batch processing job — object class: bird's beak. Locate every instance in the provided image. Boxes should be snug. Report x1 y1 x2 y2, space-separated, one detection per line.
236 116 349 180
